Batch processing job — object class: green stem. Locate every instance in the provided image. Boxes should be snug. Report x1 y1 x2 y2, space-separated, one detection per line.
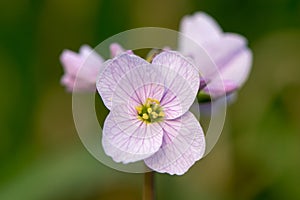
143 171 155 200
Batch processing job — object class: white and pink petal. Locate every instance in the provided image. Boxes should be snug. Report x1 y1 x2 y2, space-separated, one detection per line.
217 48 253 88
102 105 164 164
152 51 200 92
144 112 206 175
97 53 149 109
203 34 247 72
179 12 223 53
202 47 252 98
110 62 199 119
203 79 237 98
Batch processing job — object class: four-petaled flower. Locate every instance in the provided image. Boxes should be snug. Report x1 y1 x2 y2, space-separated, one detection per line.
179 12 252 98
59 12 253 175
97 51 206 175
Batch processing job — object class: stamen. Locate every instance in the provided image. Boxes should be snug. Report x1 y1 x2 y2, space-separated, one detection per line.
135 98 165 124
136 106 142 114
151 112 158 119
158 112 164 117
142 113 149 120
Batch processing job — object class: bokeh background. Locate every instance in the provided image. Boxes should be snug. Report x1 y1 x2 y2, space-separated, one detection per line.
1 0 300 199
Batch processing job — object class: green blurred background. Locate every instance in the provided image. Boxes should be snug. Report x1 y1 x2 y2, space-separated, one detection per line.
0 0 300 199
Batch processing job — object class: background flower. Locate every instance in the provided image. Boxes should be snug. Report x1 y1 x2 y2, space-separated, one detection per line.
60 45 104 92
60 43 128 92
179 12 253 98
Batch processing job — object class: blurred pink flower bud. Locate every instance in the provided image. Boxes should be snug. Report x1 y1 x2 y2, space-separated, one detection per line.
110 43 133 57
60 45 104 92
60 43 129 92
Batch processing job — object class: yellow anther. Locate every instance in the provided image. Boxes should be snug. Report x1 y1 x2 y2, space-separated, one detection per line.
151 112 158 119
158 112 165 117
145 98 160 105
147 108 152 113
152 99 160 105
136 106 142 114
137 116 143 120
152 104 158 110
135 98 164 123
142 113 149 120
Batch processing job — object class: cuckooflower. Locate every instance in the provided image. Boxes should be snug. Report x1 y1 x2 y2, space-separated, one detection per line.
179 12 252 99
60 45 104 92
97 51 206 175
60 43 127 92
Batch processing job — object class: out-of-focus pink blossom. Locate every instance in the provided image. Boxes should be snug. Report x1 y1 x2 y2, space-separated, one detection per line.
60 43 128 92
60 45 104 92
179 12 253 98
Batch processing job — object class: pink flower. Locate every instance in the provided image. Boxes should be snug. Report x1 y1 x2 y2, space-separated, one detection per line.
179 12 253 98
97 51 206 175
60 45 104 92
60 43 128 92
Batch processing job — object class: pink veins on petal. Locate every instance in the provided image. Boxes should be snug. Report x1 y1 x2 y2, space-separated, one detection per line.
97 51 206 175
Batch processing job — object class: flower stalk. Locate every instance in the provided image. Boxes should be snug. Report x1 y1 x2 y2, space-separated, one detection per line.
143 172 155 200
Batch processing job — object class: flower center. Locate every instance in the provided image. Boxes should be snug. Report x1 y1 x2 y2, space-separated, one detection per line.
135 98 164 124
